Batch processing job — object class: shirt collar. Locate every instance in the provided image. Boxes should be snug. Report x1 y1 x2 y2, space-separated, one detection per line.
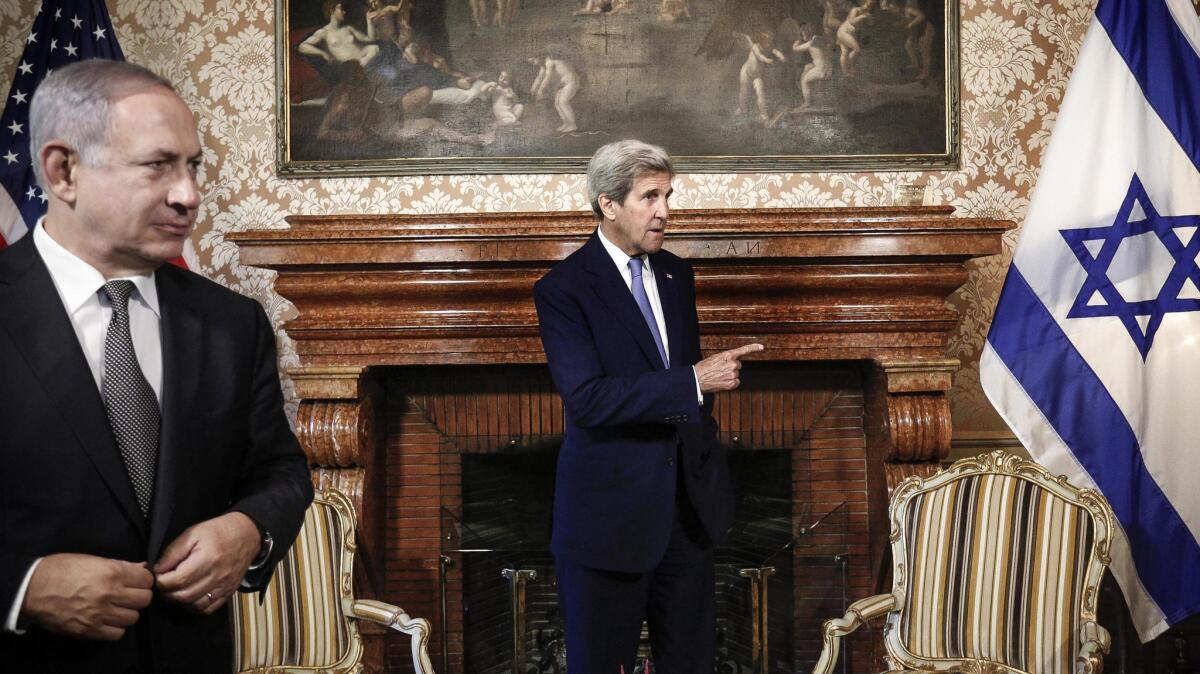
596 225 650 274
33 218 161 318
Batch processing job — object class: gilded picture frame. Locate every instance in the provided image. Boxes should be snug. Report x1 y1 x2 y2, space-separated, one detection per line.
275 0 960 176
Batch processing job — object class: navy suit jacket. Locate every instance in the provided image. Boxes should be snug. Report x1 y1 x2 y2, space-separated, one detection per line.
0 234 313 673
533 232 731 573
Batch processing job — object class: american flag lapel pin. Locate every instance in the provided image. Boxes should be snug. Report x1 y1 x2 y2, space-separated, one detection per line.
665 272 673 279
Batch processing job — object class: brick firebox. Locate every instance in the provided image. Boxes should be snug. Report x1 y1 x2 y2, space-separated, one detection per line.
229 206 1011 673
383 364 869 673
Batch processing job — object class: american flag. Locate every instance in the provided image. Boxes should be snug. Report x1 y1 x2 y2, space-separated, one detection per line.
1 0 123 249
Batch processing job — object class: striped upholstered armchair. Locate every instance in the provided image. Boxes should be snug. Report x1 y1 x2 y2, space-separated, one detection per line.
814 451 1116 674
231 488 435 673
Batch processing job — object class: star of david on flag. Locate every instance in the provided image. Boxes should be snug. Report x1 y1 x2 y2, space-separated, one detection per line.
0 0 123 250
1061 174 1200 359
981 0 1200 642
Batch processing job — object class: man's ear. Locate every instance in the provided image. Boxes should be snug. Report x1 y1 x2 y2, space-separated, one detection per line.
39 141 79 205
597 193 617 220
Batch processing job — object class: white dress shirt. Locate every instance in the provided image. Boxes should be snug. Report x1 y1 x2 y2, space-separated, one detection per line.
5 220 163 634
595 227 704 403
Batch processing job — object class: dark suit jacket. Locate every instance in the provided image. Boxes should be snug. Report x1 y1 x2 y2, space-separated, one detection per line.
533 232 731 573
0 235 314 673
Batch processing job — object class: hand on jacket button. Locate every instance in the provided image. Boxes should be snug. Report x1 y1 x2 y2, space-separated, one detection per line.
153 511 261 614
22 553 154 641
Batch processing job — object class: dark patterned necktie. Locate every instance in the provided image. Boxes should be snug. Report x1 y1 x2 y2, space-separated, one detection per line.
100 281 160 516
628 257 669 367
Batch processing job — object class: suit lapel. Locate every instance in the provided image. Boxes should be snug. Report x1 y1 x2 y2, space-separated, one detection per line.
0 237 148 538
581 233 666 371
649 252 686 368
147 266 203 561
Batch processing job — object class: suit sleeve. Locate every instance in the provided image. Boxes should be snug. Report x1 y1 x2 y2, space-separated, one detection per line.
534 276 699 429
229 303 314 591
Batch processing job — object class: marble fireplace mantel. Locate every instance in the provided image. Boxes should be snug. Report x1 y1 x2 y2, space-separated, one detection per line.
229 206 1011 673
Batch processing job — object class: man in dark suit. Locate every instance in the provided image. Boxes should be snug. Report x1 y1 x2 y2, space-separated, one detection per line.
534 140 762 673
0 60 313 672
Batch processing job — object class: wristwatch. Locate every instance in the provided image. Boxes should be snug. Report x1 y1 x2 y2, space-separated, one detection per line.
247 520 274 571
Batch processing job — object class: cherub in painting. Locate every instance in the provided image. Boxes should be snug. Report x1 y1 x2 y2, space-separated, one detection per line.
734 31 786 123
900 0 935 84
791 23 834 110
530 46 581 133
836 0 877 75
491 70 525 125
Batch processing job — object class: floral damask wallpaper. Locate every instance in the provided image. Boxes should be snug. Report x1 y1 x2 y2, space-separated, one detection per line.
1 0 1117 438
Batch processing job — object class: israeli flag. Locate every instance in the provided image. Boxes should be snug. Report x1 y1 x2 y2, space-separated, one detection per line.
981 0 1200 641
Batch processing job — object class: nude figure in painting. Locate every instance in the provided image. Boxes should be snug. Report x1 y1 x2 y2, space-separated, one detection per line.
530 50 581 133
836 0 876 75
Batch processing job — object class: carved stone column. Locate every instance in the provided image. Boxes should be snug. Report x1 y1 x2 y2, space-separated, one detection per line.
289 366 388 671
863 358 957 587
875 359 955 469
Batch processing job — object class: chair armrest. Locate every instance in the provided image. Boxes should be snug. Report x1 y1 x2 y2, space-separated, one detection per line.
351 599 437 674
812 593 898 674
1076 620 1111 674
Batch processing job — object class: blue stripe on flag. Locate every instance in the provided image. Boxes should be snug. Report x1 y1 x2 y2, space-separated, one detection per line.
1097 0 1200 173
987 267 1200 623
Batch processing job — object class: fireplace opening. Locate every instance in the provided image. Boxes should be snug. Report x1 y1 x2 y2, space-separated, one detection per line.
390 363 867 673
450 446 846 674
454 452 558 674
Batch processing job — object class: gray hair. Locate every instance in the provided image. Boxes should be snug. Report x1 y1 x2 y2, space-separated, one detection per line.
586 139 674 219
29 60 175 188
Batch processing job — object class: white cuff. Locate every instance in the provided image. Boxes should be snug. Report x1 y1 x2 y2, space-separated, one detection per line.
5 558 42 634
692 366 704 404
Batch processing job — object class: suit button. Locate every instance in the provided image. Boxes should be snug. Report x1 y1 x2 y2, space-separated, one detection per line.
667 456 675 466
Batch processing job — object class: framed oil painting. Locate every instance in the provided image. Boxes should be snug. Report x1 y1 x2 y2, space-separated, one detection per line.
276 0 959 176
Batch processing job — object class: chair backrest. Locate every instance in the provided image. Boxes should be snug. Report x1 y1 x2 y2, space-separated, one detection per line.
231 488 363 673
885 452 1114 674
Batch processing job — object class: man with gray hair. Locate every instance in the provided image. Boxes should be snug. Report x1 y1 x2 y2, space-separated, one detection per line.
534 139 763 672
0 59 312 671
